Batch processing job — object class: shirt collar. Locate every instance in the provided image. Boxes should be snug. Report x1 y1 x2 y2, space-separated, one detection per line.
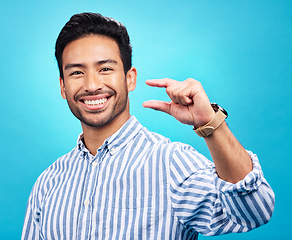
77 133 87 153
77 116 143 155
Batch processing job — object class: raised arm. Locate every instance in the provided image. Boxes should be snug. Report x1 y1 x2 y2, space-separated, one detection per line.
143 78 252 183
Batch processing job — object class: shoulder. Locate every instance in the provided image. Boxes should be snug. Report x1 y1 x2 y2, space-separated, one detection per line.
138 126 212 167
30 146 81 200
42 146 80 178
138 126 171 144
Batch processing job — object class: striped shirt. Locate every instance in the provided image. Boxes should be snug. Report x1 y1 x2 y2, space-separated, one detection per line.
22 116 274 240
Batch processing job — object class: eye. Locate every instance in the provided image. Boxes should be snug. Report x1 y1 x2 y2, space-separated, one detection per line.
69 71 83 76
100 67 112 72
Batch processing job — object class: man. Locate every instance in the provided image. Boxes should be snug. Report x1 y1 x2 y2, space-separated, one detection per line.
22 12 274 239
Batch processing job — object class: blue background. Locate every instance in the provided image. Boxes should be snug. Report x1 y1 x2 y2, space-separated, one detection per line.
0 0 291 239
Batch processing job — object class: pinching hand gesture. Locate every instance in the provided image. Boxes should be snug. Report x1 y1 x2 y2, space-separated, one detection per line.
143 78 215 128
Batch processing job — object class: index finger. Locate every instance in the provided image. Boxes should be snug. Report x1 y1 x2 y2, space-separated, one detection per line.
145 78 180 88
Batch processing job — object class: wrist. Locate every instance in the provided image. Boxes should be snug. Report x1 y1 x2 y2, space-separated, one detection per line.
194 103 228 137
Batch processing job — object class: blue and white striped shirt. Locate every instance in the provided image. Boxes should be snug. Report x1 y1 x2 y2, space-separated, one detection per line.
22 116 274 239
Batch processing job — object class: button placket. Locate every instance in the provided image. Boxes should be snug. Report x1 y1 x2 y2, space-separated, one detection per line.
77 151 100 238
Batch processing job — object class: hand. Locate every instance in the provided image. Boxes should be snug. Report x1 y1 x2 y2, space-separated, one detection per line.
142 78 215 127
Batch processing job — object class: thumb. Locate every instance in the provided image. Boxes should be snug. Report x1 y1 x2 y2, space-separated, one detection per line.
143 100 171 115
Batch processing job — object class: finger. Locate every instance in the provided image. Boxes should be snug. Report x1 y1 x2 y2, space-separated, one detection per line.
178 94 193 105
142 100 171 115
166 84 193 106
145 78 179 88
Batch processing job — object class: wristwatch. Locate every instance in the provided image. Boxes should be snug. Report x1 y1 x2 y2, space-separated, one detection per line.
193 103 228 137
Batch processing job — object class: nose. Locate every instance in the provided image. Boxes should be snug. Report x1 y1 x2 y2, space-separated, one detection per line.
84 71 103 92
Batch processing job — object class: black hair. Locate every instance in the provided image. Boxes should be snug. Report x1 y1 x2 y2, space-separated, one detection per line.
55 12 132 79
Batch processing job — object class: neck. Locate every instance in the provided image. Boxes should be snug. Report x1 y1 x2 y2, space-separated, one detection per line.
81 112 131 155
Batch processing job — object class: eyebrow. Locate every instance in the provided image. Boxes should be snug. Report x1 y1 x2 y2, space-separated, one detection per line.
64 59 118 70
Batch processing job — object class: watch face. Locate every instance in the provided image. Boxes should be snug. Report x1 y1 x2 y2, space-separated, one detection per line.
211 103 228 118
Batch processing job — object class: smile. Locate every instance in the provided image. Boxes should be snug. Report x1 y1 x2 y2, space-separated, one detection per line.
84 98 108 106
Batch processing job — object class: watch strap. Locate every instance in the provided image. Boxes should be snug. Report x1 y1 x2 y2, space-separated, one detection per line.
194 110 227 137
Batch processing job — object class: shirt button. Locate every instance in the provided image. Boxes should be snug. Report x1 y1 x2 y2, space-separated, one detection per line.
92 161 97 167
84 200 90 206
110 147 116 154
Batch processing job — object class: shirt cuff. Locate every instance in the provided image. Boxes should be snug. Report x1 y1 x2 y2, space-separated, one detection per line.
214 151 264 196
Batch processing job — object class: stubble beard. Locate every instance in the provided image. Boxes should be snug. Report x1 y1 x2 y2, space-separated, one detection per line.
66 86 129 129
72 98 128 128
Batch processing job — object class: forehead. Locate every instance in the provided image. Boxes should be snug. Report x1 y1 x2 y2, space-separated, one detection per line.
62 35 122 66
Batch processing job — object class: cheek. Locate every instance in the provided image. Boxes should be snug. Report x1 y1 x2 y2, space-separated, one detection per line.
64 80 83 97
105 74 127 92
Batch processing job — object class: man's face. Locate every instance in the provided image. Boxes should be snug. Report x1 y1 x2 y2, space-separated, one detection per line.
60 35 136 128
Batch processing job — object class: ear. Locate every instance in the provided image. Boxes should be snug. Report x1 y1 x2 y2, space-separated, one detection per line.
59 77 67 99
126 67 137 92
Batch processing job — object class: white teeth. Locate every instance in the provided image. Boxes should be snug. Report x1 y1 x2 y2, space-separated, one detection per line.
84 98 107 106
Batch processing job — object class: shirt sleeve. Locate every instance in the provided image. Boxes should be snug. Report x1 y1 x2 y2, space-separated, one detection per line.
22 185 40 240
168 143 275 236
